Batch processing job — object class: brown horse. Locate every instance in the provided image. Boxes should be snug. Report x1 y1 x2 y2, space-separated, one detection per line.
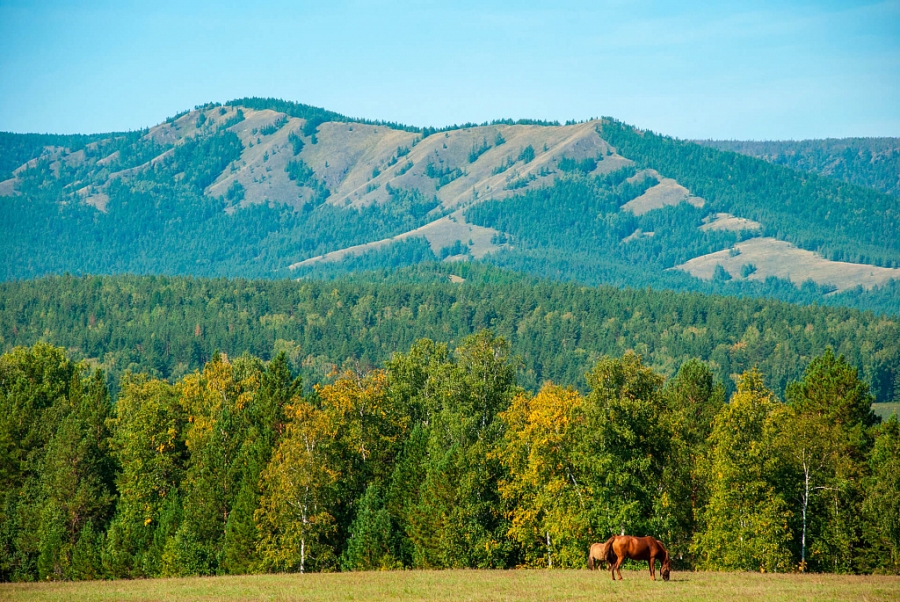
587 538 616 570
607 535 670 581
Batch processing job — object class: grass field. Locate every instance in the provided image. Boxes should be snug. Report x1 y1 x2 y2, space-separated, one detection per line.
873 402 899 421
2 569 898 602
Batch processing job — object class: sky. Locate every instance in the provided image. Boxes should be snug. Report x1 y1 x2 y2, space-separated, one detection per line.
1 1 898 140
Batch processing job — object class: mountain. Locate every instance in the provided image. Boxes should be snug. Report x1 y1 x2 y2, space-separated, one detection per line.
696 137 900 197
2 98 899 314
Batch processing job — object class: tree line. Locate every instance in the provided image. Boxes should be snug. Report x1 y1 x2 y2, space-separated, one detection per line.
1 336 898 581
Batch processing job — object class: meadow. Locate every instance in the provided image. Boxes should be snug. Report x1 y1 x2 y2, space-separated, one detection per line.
873 402 900 420
2 569 899 602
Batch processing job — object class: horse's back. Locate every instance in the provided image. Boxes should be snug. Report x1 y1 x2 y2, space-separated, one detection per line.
612 535 661 560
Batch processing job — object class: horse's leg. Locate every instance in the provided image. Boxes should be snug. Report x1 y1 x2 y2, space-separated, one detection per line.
649 555 656 581
615 557 624 581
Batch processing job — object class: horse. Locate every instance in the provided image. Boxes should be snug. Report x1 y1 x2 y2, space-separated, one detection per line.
607 535 671 581
587 538 616 570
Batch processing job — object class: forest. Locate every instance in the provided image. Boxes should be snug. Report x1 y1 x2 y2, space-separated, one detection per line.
2 268 900 401
1 335 898 582
599 121 900 269
697 137 900 198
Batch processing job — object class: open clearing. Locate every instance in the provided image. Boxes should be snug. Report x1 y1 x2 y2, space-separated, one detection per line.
675 237 900 291
2 569 898 602
700 212 761 232
873 402 900 421
289 210 504 269
620 170 705 215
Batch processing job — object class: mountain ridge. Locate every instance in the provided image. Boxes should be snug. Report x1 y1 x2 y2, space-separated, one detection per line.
2 98 899 314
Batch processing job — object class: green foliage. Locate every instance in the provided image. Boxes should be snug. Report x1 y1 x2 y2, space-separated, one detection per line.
439 240 470 259
0 348 115 581
602 120 900 268
2 269 900 403
105 375 185 578
464 170 899 315
692 370 794 572
518 145 535 164
469 138 491 163
658 360 725 564
557 156 597 173
285 158 330 206
0 340 896 580
287 131 305 155
783 349 876 572
170 130 243 192
713 264 733 281
863 416 900 573
340 485 400 570
3 114 899 319
0 131 116 180
259 116 287 136
698 138 900 197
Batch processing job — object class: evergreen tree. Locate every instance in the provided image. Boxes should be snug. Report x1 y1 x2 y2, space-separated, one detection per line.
658 359 725 565
862 416 900 573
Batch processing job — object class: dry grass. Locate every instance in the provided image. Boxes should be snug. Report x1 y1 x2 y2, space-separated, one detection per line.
2 569 897 602
620 170 705 216
675 237 900 291
700 212 762 232
290 210 505 269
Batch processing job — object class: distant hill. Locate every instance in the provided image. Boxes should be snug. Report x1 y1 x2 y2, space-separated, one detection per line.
2 98 899 314
696 137 900 197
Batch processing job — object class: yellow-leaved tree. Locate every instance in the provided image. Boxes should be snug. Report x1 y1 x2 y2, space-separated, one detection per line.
498 383 587 567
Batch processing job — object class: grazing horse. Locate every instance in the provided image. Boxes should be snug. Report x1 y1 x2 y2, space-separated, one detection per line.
587 538 616 570
608 535 671 581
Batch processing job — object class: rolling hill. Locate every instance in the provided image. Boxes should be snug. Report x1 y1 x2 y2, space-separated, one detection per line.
2 98 899 313
696 137 900 197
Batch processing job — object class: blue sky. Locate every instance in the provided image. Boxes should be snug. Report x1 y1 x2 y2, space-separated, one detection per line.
1 1 898 139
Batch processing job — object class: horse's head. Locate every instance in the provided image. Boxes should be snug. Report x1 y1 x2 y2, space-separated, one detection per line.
661 556 671 581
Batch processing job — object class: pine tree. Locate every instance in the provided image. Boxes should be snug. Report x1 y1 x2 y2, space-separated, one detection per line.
862 416 900 573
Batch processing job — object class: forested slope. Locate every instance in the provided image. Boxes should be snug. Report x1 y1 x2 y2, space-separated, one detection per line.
1 267 898 401
697 137 900 197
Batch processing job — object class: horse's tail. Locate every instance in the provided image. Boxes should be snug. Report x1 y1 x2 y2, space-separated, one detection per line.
588 554 594 570
604 536 617 564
